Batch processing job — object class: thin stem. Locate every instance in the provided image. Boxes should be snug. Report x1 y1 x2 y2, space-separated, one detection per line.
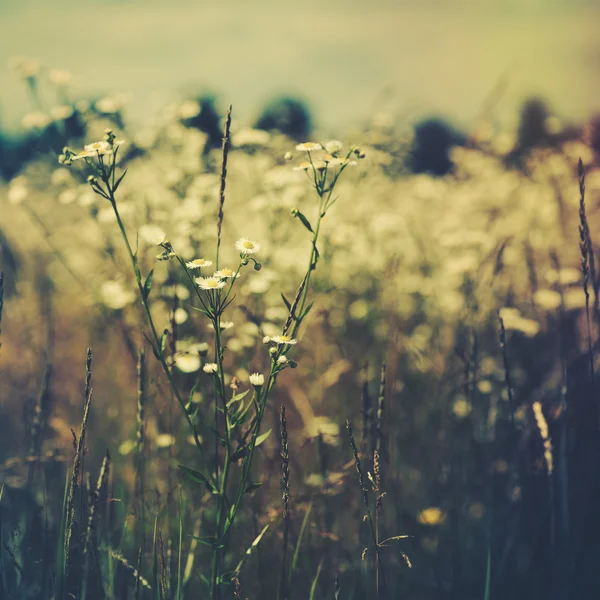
105 175 208 473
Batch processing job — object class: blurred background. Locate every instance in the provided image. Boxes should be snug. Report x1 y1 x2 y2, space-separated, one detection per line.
1 0 600 133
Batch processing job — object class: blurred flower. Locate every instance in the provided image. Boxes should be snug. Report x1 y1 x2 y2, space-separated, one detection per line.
304 416 340 445
203 363 218 374
48 69 72 87
235 237 260 255
139 224 166 245
8 177 29 205
324 140 343 154
452 397 472 418
9 56 40 79
296 142 322 152
177 99 201 120
100 280 136 310
22 112 51 130
155 434 176 448
220 321 234 330
51 105 74 121
174 308 188 325
417 507 446 526
233 128 271 147
533 289 562 311
174 352 201 373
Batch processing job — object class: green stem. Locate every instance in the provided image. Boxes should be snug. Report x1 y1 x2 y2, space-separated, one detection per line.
106 184 208 472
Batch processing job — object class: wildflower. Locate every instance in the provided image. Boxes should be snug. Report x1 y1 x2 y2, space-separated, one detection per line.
417 507 446 526
262 336 271 344
249 373 265 386
304 416 340 446
214 268 239 279
296 142 322 152
100 280 136 310
155 434 176 448
174 352 201 373
9 56 40 79
177 99 202 120
138 225 166 245
152 231 167 246
186 258 213 270
85 141 113 155
190 342 209 356
235 237 260 255
48 69 72 87
203 363 218 374
51 105 74 121
22 112 51 130
174 308 188 325
270 334 297 345
220 321 234 330
277 355 288 365
284 152 293 161
196 276 226 290
324 140 343 154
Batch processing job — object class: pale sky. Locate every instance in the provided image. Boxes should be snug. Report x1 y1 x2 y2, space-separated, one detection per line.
1 0 599 132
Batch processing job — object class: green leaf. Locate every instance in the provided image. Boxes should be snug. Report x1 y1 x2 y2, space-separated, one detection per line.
227 389 250 408
301 301 314 320
160 329 168 353
280 293 291 311
190 536 224 549
234 524 270 575
309 560 324 600
113 168 128 193
255 428 272 448
244 481 263 494
293 210 314 233
143 269 154 299
178 465 215 493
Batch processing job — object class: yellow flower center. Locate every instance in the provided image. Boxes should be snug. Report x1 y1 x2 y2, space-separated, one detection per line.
206 280 219 288
280 335 291 342
243 241 254 249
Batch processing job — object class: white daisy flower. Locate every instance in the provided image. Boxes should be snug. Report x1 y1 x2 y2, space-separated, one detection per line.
296 142 322 152
196 276 226 290
324 140 343 154
203 363 218 374
235 238 261 255
186 258 213 270
249 373 264 386
277 355 288 364
84 141 113 155
214 268 239 279
270 335 298 345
